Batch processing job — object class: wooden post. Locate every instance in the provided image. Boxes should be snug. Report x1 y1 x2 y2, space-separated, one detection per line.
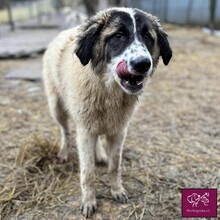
6 0 14 31
37 0 42 25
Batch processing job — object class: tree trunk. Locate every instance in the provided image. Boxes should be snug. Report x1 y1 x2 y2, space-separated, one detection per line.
108 0 122 7
0 0 6 10
83 0 99 17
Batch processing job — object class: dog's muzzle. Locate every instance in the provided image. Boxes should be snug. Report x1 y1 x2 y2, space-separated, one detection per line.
116 60 149 94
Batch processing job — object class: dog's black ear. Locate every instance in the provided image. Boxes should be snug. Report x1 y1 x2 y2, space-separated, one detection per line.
157 29 172 66
75 22 104 66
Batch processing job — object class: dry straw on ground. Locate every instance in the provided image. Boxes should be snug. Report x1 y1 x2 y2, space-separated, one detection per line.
0 25 220 219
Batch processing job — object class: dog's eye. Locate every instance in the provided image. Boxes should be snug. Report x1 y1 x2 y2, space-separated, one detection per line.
114 32 124 39
143 33 154 42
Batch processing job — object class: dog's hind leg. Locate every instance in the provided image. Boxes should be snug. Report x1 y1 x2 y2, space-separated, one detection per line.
95 136 108 165
106 128 129 203
47 92 70 163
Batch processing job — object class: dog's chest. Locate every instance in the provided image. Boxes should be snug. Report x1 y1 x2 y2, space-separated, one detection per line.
76 88 136 134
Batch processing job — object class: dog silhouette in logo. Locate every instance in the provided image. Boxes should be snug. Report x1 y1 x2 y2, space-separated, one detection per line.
187 192 209 207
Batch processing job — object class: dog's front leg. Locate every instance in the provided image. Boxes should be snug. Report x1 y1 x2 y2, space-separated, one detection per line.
76 128 97 218
107 128 129 203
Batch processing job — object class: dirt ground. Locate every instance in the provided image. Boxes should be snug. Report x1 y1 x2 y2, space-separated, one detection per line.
0 25 220 220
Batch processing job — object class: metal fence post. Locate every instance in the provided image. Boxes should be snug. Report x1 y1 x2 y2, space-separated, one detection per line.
209 0 216 34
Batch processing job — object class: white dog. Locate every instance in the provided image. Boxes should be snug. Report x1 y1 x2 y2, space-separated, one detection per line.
43 7 172 218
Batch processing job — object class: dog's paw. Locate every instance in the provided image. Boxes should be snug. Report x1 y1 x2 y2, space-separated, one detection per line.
111 187 129 204
80 200 97 218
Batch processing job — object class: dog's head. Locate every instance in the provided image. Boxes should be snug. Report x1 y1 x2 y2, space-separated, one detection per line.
75 8 172 95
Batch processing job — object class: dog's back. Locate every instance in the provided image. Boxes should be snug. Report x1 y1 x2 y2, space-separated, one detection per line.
43 28 77 99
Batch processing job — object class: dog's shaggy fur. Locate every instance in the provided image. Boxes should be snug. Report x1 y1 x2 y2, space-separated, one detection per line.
43 7 172 218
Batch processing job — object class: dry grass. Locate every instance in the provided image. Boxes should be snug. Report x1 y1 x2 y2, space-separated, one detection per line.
0 136 80 220
0 25 220 219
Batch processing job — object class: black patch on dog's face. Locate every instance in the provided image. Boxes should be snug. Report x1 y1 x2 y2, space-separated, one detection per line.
134 9 172 66
134 11 155 55
105 11 134 63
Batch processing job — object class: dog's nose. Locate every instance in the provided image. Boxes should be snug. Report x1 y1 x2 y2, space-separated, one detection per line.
130 57 151 73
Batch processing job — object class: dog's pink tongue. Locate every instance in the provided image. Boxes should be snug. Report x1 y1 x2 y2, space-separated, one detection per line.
116 61 132 77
